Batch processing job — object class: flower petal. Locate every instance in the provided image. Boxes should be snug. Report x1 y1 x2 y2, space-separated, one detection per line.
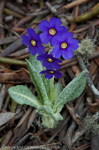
37 54 46 61
52 46 61 58
69 39 79 45
37 44 45 54
62 48 74 59
45 73 53 79
21 35 30 46
40 70 47 74
27 28 36 38
50 17 61 27
42 60 51 68
52 61 60 69
54 58 62 63
39 20 50 31
51 35 61 46
40 32 51 44
34 34 41 42
54 71 62 78
29 45 37 56
68 39 79 50
57 32 73 43
58 26 68 33
69 43 79 50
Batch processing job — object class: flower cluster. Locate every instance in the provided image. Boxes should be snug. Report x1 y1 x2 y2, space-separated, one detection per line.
37 53 62 79
22 17 79 79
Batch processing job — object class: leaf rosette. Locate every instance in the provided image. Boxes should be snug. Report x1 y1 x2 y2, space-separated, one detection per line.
8 55 87 128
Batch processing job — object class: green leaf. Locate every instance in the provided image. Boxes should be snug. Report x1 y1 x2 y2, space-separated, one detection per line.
54 70 87 113
29 54 43 73
37 105 54 116
8 85 41 108
26 59 51 106
49 77 54 104
37 105 63 128
38 105 63 121
29 54 50 98
52 82 62 104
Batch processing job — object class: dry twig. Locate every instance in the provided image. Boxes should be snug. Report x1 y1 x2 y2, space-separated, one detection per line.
77 54 99 99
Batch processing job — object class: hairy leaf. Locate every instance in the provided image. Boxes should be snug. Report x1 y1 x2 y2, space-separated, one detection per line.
8 85 41 108
26 59 51 106
38 105 63 121
29 54 50 98
54 70 87 113
53 82 62 104
29 54 43 72
37 105 63 128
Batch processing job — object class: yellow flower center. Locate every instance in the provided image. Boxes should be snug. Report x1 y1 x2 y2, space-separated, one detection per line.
49 28 56 35
47 58 53 63
31 39 36 46
61 42 68 49
49 71 54 74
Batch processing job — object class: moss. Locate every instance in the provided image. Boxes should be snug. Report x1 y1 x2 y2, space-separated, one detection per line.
75 37 96 56
83 115 99 135
75 38 96 67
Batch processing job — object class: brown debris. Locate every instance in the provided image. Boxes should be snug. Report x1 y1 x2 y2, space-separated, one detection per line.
0 38 23 57
0 68 31 83
1 130 13 147
0 112 15 127
62 0 92 10
0 1 5 39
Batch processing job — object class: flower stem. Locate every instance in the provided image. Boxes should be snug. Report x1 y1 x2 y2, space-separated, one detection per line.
50 77 54 104
48 43 53 54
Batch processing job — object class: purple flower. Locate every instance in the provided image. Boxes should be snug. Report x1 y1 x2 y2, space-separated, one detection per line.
40 69 62 79
51 32 79 60
37 53 62 69
39 17 67 44
21 28 44 55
